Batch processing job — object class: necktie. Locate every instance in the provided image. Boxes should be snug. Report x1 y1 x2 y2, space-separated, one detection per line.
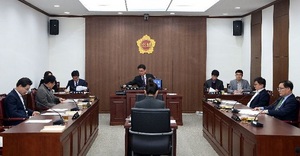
275 98 284 110
141 76 145 87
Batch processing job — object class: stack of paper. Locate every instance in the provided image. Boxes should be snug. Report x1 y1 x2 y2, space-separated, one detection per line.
40 125 66 132
25 119 52 123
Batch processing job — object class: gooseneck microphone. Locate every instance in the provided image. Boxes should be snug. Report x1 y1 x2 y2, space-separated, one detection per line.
251 110 264 127
231 94 249 113
71 99 80 111
39 103 64 125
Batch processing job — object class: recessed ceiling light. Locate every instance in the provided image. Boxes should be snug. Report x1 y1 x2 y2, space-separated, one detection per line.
235 7 240 9
118 12 123 15
54 5 60 8
64 12 70 14
170 12 175 15
223 13 228 15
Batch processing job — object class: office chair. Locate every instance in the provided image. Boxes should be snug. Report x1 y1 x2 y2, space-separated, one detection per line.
135 94 164 102
0 94 26 127
129 108 173 156
284 96 300 127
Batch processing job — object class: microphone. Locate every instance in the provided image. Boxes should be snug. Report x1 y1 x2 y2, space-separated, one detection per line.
71 99 80 111
39 103 64 125
251 110 263 127
231 94 249 113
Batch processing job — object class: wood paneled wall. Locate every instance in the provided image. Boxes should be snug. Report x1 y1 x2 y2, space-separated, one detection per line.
85 16 207 112
273 0 289 97
251 11 262 86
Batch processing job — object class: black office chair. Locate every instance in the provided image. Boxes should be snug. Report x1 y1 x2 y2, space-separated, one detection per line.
135 94 164 102
130 108 173 156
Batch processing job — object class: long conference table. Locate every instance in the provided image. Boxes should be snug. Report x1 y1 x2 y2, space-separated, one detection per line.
1 98 99 156
203 100 300 156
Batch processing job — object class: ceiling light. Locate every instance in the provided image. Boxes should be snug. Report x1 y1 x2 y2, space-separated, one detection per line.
235 7 241 9
126 0 171 11
118 12 123 15
54 5 60 8
170 12 175 15
223 13 228 15
64 12 70 14
79 0 126 11
168 0 219 12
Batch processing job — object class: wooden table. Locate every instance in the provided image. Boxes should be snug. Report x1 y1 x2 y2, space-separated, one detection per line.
124 118 178 156
110 90 183 125
1 99 99 156
204 93 253 106
203 100 300 156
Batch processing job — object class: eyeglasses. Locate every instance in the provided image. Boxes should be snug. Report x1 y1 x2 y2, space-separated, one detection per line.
277 87 285 91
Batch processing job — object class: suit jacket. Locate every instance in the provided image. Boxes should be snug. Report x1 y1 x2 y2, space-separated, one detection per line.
66 79 88 92
126 73 155 88
36 84 60 109
204 79 224 91
264 94 299 121
134 96 165 109
248 89 270 108
39 79 58 92
5 89 33 125
228 79 252 93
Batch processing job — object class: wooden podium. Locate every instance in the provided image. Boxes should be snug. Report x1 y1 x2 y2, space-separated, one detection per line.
110 90 183 125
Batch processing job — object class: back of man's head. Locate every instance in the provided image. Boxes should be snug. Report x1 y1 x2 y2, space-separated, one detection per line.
44 75 56 84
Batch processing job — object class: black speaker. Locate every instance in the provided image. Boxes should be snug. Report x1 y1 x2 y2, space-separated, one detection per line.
50 19 59 35
233 20 242 36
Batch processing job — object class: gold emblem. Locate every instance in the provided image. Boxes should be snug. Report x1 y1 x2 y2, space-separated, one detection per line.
136 35 156 54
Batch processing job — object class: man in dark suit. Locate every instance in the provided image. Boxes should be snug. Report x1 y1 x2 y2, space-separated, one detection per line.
135 78 165 109
125 64 155 88
254 80 299 121
66 70 88 92
5 77 40 125
247 77 270 108
204 70 224 93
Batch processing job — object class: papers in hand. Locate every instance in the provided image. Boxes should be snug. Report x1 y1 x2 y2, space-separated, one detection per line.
208 87 216 92
76 86 87 91
25 119 52 123
40 125 66 132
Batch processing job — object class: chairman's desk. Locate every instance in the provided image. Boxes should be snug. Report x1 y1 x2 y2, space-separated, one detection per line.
1 99 99 156
110 90 183 125
203 100 300 156
124 118 178 156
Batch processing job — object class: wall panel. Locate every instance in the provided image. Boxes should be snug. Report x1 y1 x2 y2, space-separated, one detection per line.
85 16 206 112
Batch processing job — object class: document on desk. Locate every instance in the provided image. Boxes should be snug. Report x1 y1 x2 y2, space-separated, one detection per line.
25 119 52 123
40 125 66 133
47 108 68 112
41 112 63 116
238 109 260 115
222 100 238 105
62 99 75 103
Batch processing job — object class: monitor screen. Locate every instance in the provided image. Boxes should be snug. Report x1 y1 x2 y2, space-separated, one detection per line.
153 79 163 90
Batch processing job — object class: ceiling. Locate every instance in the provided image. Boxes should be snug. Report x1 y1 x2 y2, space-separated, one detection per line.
21 0 276 17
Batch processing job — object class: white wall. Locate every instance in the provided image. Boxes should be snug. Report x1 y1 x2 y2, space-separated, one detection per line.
261 6 274 91
48 17 85 87
207 18 250 86
289 0 300 96
0 0 48 93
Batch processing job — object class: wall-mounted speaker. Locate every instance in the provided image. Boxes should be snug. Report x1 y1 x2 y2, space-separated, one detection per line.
50 19 59 35
233 20 242 36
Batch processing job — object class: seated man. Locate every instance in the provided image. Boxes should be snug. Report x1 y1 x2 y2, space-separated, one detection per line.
254 80 299 121
204 70 224 93
36 75 64 110
66 70 88 92
39 71 59 92
125 64 155 88
247 77 270 108
135 78 165 109
228 69 251 94
5 77 40 125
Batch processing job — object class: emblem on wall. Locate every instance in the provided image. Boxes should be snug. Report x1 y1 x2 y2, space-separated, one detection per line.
136 35 156 54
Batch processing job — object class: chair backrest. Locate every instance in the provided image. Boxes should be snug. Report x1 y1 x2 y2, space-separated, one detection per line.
131 108 170 133
0 94 7 126
27 88 37 111
296 96 300 124
135 94 164 102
